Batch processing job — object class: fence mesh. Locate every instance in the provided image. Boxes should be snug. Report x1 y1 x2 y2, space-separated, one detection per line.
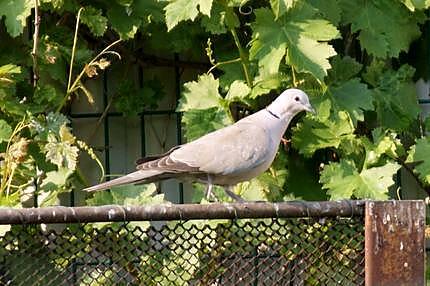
0 216 364 286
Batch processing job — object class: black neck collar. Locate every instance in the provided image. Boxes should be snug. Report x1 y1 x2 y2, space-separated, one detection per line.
266 108 280 119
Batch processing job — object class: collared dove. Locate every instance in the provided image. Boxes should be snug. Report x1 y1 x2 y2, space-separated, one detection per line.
83 88 314 201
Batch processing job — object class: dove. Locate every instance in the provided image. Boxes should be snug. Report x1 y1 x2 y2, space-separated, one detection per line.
83 88 314 201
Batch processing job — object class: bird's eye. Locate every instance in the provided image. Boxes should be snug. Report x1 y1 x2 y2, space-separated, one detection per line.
294 96 300 102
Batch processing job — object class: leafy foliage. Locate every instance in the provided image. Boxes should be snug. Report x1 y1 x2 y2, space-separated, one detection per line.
0 0 429 208
250 7 339 82
0 1 429 284
320 159 401 200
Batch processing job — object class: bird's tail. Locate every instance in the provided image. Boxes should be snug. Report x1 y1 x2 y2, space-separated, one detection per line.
83 169 162 192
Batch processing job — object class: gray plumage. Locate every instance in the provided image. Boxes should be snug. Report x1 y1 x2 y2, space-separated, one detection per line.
83 88 314 200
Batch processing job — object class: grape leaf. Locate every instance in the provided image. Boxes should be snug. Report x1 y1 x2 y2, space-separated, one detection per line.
250 8 339 82
292 111 355 157
181 107 232 141
86 183 163 206
34 84 62 106
177 73 222 111
107 5 141 39
40 167 73 192
319 159 357 200
401 0 430 11
0 64 21 77
114 78 164 116
44 133 79 170
364 128 404 166
164 0 213 31
320 159 400 200
0 119 12 143
307 0 341 25
406 137 430 184
132 0 165 24
327 56 363 83
371 65 420 130
340 0 423 57
0 0 33 37
269 0 295 19
201 2 237 34
80 6 108 37
329 78 373 125
225 80 250 102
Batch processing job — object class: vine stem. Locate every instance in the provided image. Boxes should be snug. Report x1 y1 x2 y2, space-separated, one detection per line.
230 28 252 87
207 58 241 75
31 0 40 87
66 7 83 92
58 5 121 112
68 39 121 93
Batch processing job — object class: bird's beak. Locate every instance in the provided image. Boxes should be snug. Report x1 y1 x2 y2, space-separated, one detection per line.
304 104 316 114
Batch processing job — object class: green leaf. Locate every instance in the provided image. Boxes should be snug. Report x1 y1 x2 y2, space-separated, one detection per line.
319 159 357 200
86 183 163 206
406 137 430 184
181 107 232 141
0 120 12 143
364 128 404 166
44 132 79 170
201 2 236 34
269 0 294 19
80 7 108 37
307 0 341 25
114 78 164 116
250 73 290 98
0 64 21 76
357 163 401 199
292 111 355 157
401 0 430 11
371 65 420 130
132 0 165 24
31 112 70 141
225 80 250 102
320 159 400 200
34 84 62 106
40 167 73 192
107 6 140 39
340 0 423 57
164 0 213 31
0 0 33 37
177 73 221 111
250 8 339 82
327 56 363 83
330 78 373 125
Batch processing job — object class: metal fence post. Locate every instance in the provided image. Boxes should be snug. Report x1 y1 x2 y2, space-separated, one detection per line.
365 200 425 286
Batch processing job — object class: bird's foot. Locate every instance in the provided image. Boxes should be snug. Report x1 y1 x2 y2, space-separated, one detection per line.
205 184 218 202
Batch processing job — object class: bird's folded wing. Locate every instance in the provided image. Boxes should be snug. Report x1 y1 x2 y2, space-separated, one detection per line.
169 123 272 175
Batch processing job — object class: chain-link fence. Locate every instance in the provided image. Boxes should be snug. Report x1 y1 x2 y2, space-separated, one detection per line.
0 217 364 286
0 202 367 285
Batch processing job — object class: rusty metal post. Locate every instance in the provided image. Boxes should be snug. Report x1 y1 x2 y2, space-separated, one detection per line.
365 200 425 286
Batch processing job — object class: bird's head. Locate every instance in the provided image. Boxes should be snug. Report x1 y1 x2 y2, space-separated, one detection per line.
267 88 315 120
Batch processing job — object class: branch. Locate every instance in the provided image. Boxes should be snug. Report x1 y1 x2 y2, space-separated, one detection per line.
31 0 40 87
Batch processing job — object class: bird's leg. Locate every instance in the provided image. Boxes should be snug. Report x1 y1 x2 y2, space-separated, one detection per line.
224 186 246 203
205 175 217 201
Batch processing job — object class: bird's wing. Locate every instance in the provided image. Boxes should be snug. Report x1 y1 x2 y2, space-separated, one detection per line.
169 122 273 176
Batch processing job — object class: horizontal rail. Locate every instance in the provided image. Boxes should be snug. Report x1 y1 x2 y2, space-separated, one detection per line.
0 201 364 224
